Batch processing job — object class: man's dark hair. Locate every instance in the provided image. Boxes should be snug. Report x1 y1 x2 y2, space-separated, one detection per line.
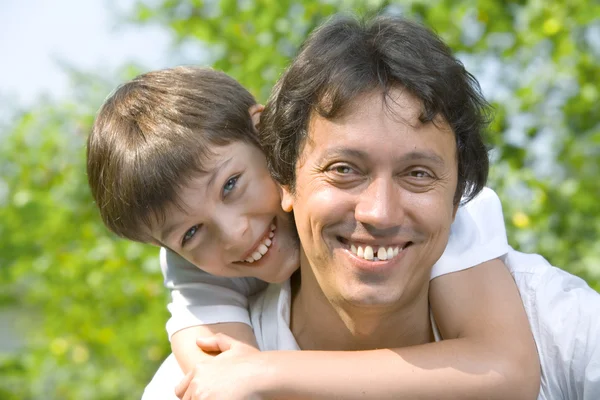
261 15 491 204
87 66 259 242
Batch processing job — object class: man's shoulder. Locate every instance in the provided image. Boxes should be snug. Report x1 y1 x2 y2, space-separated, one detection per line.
504 250 600 400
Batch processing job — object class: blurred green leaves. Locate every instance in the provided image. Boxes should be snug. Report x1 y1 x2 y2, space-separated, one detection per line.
0 81 170 398
1 0 598 398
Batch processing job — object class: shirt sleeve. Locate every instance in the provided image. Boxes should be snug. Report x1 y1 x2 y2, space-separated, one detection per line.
142 353 182 400
430 187 511 279
160 247 268 339
506 250 600 400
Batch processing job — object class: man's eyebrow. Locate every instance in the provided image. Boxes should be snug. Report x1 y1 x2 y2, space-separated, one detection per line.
321 147 446 166
319 148 369 161
399 150 446 166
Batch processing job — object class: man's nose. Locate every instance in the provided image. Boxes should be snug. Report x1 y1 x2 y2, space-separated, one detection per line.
354 178 403 231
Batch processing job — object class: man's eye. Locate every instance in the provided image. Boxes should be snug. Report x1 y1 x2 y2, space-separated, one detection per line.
182 224 200 246
329 164 355 175
223 175 239 197
410 170 432 178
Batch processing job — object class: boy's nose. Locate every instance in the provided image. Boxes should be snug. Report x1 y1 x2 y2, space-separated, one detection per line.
218 215 250 249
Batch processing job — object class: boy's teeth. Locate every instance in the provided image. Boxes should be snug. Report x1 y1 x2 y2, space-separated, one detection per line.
349 243 402 262
258 244 268 255
244 226 276 263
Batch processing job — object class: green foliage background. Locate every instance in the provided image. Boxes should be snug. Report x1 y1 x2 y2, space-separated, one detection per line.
1 0 598 398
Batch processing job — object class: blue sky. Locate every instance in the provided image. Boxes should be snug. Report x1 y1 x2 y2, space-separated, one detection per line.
0 0 172 108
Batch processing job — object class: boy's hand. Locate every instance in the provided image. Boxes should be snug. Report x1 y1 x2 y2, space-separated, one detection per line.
194 333 258 358
174 334 266 400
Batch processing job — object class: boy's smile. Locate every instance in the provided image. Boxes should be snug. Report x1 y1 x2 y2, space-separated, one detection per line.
150 141 299 283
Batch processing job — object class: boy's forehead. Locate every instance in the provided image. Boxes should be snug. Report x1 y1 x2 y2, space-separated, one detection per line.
155 142 253 224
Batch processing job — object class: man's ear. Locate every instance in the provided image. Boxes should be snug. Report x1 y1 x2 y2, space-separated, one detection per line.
249 104 265 131
280 185 294 212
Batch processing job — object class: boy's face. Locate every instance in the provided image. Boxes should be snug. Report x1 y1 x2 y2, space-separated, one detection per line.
151 141 299 283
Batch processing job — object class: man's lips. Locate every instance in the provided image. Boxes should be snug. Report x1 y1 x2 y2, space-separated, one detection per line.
337 236 413 262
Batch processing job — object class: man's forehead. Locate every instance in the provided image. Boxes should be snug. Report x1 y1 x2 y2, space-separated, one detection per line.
315 146 447 166
306 104 437 142
299 98 455 168
313 87 424 122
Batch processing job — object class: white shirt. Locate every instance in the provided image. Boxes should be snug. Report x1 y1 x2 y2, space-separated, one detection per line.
249 280 443 351
144 278 442 399
143 249 600 399
161 187 510 339
503 250 600 399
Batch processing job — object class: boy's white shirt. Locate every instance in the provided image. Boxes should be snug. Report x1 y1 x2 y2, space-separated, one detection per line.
161 186 510 339
146 187 600 400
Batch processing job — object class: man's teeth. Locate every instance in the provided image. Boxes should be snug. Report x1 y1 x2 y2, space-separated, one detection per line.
244 224 276 263
350 244 401 261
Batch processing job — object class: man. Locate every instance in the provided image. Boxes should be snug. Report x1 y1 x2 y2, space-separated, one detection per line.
146 15 599 399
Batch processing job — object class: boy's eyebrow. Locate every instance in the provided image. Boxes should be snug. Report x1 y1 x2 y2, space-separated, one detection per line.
159 222 181 246
159 156 235 245
206 157 234 191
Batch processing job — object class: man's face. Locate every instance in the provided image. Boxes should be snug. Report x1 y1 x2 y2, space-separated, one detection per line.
282 88 459 310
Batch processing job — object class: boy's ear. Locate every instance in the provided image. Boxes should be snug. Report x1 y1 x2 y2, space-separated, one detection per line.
248 104 265 131
280 185 294 212
148 239 163 248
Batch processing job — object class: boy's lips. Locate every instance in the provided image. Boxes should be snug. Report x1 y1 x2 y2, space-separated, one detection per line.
238 219 277 263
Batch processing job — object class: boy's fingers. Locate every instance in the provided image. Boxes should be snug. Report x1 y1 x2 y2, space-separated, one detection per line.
174 370 194 399
195 336 221 352
196 333 234 353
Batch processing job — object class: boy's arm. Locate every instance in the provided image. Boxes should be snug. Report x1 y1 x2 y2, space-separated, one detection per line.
179 258 540 400
160 247 267 372
171 323 258 372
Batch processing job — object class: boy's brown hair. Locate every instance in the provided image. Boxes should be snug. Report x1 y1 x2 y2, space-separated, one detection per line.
87 66 258 243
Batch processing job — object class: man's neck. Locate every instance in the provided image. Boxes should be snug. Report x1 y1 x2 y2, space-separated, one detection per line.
290 267 433 351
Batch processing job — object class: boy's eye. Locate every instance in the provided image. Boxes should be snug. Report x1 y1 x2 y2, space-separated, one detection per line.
223 175 239 197
182 224 201 247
